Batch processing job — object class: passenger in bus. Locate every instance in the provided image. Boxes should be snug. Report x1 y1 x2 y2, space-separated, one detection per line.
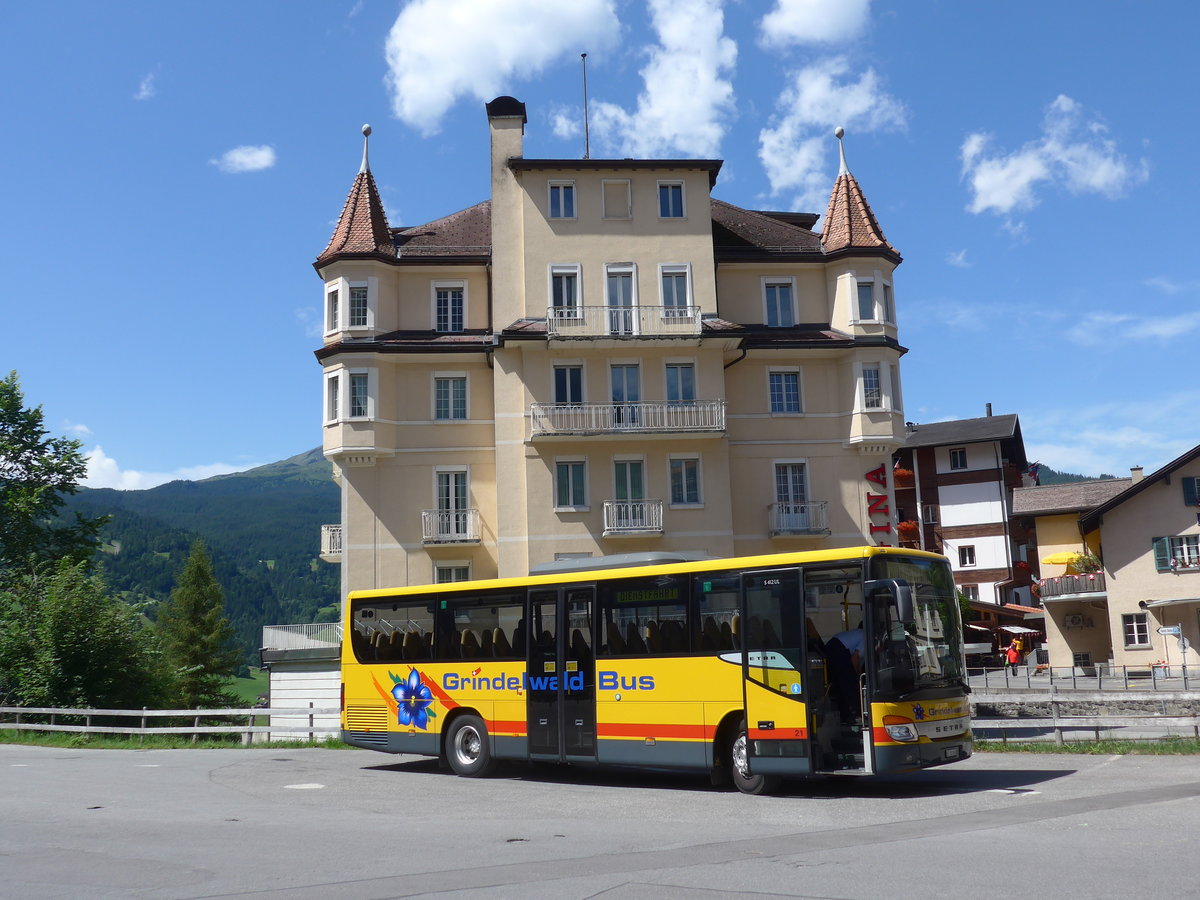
826 625 864 725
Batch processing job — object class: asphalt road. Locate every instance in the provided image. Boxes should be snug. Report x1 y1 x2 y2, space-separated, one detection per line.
3 744 1197 899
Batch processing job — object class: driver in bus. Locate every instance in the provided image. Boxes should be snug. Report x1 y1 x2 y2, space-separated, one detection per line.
826 625 864 725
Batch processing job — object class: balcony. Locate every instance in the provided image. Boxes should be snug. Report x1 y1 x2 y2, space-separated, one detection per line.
530 400 725 438
769 501 830 537
602 500 664 537
1038 572 1106 600
546 305 701 338
262 623 342 651
320 524 342 562
421 508 481 544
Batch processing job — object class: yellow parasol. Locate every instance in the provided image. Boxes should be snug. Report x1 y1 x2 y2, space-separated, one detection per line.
1041 552 1082 566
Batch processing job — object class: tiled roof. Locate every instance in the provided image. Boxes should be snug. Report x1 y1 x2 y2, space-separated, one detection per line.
711 200 823 256
316 169 394 265
903 415 1020 448
394 201 491 259
1012 479 1132 516
821 171 897 257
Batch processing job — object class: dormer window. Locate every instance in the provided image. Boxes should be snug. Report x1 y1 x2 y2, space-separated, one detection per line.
549 181 576 219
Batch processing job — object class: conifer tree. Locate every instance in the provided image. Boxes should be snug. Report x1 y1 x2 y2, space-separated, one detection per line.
156 541 240 708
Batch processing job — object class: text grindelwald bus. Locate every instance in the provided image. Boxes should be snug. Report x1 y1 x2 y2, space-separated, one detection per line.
340 547 971 794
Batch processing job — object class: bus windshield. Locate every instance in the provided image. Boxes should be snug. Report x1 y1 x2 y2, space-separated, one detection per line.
869 555 964 693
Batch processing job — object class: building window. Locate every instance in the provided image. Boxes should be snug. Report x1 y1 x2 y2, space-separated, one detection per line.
602 179 631 218
763 278 795 327
434 376 467 421
550 265 581 318
949 447 968 470
556 460 587 509
769 371 801 414
960 584 979 601
670 457 701 505
1183 476 1200 506
435 565 470 584
614 458 645 502
610 364 641 424
349 372 370 418
658 181 684 218
958 545 976 568
882 283 894 323
549 181 575 219
606 264 637 335
1154 535 1200 571
665 363 695 405
1072 651 1093 667
923 504 939 524
554 365 583 404
856 281 875 320
326 373 340 422
349 285 369 328
1122 612 1150 648
434 283 465 333
325 288 339 333
862 365 882 409
660 265 691 316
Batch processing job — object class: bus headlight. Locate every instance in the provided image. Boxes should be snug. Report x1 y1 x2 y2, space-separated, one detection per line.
882 715 918 742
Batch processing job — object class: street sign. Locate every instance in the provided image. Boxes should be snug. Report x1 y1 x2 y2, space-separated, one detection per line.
1157 625 1181 635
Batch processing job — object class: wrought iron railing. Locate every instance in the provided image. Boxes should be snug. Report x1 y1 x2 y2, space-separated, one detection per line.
530 400 724 436
320 524 342 557
602 500 664 536
421 508 481 543
769 501 830 536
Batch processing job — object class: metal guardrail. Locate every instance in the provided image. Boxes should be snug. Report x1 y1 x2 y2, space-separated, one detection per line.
546 305 701 337
971 691 1200 745
769 501 829 536
262 623 342 651
0 705 341 744
602 499 664 536
530 400 725 436
968 664 1194 691
1038 572 1106 598
320 524 342 557
420 508 481 543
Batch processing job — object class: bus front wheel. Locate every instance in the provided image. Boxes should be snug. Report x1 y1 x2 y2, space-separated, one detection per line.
446 714 497 778
729 722 781 795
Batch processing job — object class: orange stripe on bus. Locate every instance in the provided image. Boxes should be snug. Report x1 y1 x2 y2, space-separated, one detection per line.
486 720 528 735
749 728 807 741
596 722 714 740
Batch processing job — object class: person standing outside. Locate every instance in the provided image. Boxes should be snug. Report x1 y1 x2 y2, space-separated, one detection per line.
1004 639 1022 674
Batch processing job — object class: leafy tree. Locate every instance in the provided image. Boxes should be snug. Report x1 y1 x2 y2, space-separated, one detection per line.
156 541 240 708
0 560 168 708
0 371 106 570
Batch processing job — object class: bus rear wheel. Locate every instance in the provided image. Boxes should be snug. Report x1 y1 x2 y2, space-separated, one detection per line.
729 722 781 795
446 714 497 778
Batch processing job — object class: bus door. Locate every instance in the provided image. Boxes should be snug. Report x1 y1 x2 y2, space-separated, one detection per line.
740 569 810 777
526 587 596 761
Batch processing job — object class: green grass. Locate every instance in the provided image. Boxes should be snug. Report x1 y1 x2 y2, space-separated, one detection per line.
976 737 1200 754
0 729 348 750
224 668 270 705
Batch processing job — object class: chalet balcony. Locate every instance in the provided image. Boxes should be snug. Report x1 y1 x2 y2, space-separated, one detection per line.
769 501 830 537
320 524 342 562
530 400 725 438
1037 572 1107 600
546 305 701 338
421 509 481 544
603 499 664 537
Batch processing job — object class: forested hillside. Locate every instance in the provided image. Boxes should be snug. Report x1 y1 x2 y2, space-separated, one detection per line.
64 448 339 663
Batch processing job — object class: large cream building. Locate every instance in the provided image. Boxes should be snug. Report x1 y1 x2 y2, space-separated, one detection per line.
315 97 907 596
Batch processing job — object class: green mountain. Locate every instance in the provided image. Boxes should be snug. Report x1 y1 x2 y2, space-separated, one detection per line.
1035 465 1118 485
64 448 340 663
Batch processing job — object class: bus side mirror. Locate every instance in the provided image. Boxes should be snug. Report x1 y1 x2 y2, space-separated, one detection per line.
864 579 914 623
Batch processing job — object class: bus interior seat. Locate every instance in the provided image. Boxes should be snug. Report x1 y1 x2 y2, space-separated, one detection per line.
606 621 626 654
571 628 591 664
492 627 512 658
625 622 647 654
460 629 481 658
645 621 664 653
512 620 526 657
701 616 720 650
479 629 493 657
719 620 734 650
663 619 687 652
761 619 781 649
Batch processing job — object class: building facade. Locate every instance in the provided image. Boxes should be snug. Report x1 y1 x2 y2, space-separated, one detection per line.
315 98 909 597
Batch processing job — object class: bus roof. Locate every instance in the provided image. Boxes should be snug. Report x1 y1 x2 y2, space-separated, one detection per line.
346 546 948 602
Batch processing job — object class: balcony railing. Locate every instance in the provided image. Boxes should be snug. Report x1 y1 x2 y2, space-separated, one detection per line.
602 499 664 537
546 305 701 338
262 623 343 651
320 524 342 559
769 501 830 536
421 508 481 544
530 400 725 436
1038 572 1106 599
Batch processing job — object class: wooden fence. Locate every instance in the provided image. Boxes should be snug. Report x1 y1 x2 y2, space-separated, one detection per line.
971 691 1200 745
0 705 341 744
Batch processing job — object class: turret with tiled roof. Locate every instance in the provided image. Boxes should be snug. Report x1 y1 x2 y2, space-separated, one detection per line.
820 127 899 260
315 125 394 267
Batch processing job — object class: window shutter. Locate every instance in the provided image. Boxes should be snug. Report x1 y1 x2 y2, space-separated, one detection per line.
1153 537 1170 572
1184 477 1199 507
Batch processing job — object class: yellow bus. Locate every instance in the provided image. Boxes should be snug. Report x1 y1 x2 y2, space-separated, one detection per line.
340 547 972 793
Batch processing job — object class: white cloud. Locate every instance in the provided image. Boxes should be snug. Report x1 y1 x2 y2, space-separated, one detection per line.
759 0 871 47
549 104 582 141
1066 309 1200 346
384 0 619 136
84 446 252 491
63 420 93 437
758 56 905 210
134 72 157 101
211 145 277 174
1145 275 1198 295
945 249 970 268
962 95 1147 217
588 0 737 159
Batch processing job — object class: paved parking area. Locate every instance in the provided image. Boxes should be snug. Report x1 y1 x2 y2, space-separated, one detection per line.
3 745 1198 899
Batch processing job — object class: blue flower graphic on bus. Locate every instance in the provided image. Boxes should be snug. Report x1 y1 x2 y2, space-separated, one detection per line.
390 668 436 730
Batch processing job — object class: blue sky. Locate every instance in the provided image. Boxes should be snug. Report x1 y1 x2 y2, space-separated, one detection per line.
3 1 1196 489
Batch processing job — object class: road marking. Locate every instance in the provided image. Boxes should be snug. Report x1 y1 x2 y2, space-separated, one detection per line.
284 783 325 790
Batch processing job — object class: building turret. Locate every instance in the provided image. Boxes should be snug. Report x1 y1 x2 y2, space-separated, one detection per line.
821 128 898 260
315 125 394 267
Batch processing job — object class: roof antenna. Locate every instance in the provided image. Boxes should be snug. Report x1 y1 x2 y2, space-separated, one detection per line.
360 124 372 174
835 126 848 176
581 52 591 160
